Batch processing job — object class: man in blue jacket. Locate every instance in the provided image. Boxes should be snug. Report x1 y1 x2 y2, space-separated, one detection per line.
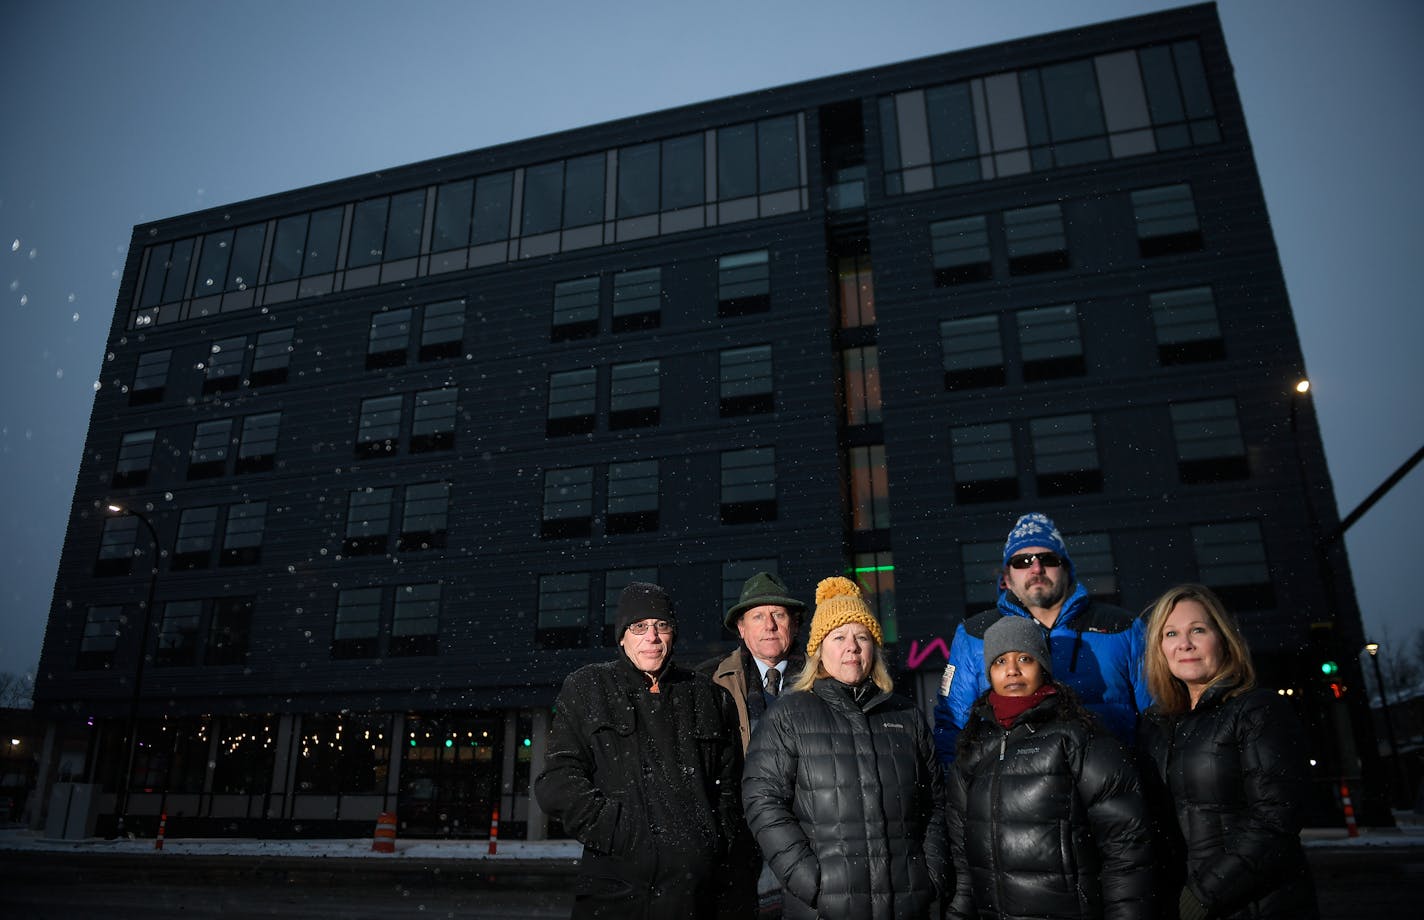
933 512 1151 766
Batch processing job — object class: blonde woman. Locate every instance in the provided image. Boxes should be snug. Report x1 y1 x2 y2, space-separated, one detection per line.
1137 584 1318 920
742 576 947 920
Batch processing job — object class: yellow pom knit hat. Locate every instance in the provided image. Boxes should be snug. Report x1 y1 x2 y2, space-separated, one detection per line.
805 576 883 659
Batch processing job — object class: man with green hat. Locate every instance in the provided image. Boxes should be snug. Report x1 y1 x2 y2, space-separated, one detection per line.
702 571 805 920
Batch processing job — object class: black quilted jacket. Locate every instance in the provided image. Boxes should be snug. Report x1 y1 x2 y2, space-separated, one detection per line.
742 677 949 920
948 688 1154 920
1137 685 1319 920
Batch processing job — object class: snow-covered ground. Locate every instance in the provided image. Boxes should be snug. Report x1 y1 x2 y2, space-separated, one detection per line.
0 827 583 860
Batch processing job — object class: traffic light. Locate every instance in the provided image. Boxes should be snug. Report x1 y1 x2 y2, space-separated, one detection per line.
1320 660 1340 677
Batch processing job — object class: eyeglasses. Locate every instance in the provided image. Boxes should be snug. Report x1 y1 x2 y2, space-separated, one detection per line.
1007 551 1065 570
627 620 675 637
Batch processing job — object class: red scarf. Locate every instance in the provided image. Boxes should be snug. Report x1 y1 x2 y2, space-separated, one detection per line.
988 684 1056 728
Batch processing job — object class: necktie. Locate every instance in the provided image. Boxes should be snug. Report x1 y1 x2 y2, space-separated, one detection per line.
764 667 781 697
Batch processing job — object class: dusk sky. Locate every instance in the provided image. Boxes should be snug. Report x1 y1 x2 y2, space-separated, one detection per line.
2 0 1421 684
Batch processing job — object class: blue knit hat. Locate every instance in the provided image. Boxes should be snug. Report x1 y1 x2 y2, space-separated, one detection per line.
1002 512 1075 581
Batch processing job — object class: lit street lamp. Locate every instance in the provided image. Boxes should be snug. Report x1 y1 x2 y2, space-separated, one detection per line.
105 503 160 838
1364 642 1405 805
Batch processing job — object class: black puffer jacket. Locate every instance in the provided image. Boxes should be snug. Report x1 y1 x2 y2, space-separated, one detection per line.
1137 685 1318 920
742 678 948 920
535 655 743 920
948 687 1154 920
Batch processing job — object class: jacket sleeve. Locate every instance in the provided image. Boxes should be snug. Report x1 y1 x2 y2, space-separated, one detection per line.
1128 616 1153 715
742 701 820 908
1188 694 1309 914
532 672 622 854
944 765 975 920
933 623 983 767
1077 731 1155 920
712 683 746 856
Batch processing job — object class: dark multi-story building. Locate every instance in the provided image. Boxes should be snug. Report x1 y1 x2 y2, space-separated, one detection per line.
32 3 1374 838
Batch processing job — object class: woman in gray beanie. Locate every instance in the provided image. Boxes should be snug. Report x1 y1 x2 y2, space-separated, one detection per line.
946 616 1155 920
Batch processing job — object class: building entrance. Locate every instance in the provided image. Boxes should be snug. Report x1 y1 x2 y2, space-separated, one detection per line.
398 712 503 837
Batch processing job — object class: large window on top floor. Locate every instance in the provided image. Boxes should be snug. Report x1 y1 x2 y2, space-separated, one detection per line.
268 207 342 283
348 189 425 267
880 40 1218 194
718 115 799 200
193 224 266 295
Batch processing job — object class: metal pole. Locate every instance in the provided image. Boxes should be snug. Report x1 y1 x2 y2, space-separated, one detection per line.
110 506 160 838
1366 646 1404 806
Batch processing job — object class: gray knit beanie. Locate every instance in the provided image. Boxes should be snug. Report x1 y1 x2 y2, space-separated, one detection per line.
982 616 1052 675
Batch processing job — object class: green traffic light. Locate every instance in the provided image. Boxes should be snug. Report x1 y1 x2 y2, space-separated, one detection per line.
1320 661 1339 676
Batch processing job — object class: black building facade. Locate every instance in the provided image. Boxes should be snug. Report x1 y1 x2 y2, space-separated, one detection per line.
33 3 1372 838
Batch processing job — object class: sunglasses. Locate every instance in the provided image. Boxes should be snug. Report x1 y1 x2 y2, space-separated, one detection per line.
1007 551 1065 570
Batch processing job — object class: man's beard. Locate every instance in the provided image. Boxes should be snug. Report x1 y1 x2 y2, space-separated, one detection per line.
1017 578 1067 609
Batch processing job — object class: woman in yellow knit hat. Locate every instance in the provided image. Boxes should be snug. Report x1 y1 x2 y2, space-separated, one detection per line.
741 576 948 920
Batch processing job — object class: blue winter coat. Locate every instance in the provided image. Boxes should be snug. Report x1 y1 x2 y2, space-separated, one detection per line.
932 582 1150 766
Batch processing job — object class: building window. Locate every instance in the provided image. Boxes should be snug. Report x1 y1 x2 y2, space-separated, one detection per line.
721 560 778 623
849 444 891 532
207 597 253 666
1192 521 1274 610
156 600 203 667
1030 413 1102 496
367 308 413 369
718 250 770 317
1150 286 1224 364
137 237 194 308
236 411 281 474
433 178 474 252
1171 399 1249 483
960 542 1002 608
542 467 594 538
204 335 247 394
1005 204 1069 275
610 360 660 429
188 419 232 480
78 605 124 670
344 488 393 556
173 506 218 571
399 482 450 551
552 276 600 341
411 387 457 453
391 583 441 656
837 254 876 327
420 299 465 361
1069 532 1119 603
348 196 391 268
250 328 294 387
333 587 381 660
720 345 774 417
113 429 157 487
547 368 597 436
1133 184 1202 257
130 350 171 405
295 713 391 795
951 422 1018 504
931 216 992 285
95 516 139 577
538 573 591 650
613 267 661 332
842 346 881 425
220 502 267 566
941 316 1005 390
268 207 341 283
853 551 896 643
604 568 658 645
606 460 659 534
720 447 777 524
356 395 403 458
521 161 563 235
1017 304 1085 381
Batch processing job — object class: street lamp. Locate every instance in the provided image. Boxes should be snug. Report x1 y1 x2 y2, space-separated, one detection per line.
1364 642 1404 805
105 503 160 838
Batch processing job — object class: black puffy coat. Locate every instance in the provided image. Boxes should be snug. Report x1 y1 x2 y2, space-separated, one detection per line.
1137 685 1319 920
742 677 948 920
534 655 743 920
948 687 1154 920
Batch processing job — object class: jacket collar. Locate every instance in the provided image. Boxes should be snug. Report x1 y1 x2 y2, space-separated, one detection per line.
813 676 890 713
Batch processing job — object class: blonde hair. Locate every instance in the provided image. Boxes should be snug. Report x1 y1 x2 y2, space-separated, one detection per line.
789 628 894 694
1143 583 1256 714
